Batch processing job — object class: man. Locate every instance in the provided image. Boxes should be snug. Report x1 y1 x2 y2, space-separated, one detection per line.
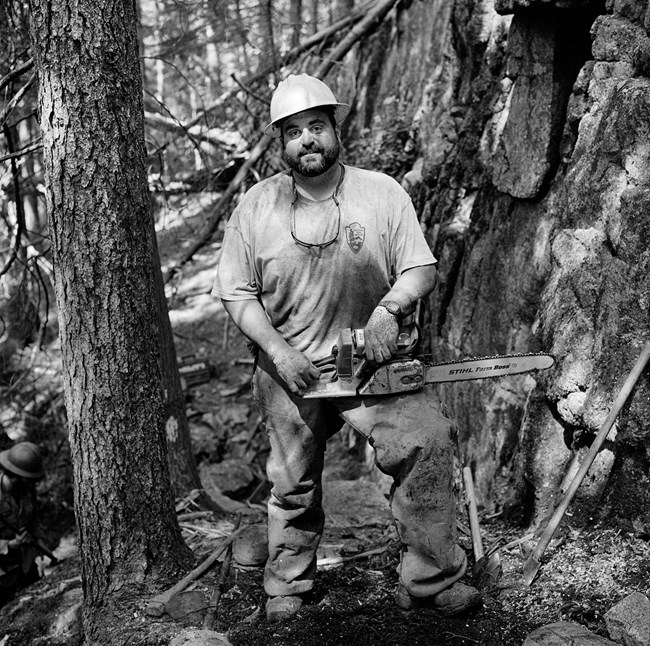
0 441 44 606
213 74 481 622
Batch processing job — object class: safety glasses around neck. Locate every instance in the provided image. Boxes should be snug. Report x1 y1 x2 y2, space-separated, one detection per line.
290 165 344 249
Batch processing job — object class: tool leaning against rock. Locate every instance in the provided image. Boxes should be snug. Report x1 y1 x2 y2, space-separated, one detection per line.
304 324 555 398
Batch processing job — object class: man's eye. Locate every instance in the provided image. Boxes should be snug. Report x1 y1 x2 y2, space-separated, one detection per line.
287 130 301 139
311 126 323 134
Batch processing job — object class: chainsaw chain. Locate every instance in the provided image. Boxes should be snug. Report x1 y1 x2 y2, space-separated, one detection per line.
418 351 552 367
414 352 554 383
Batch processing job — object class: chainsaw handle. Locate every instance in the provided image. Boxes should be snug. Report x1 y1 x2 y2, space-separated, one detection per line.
313 354 336 368
318 364 337 382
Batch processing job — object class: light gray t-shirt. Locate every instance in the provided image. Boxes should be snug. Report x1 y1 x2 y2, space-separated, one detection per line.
213 164 436 361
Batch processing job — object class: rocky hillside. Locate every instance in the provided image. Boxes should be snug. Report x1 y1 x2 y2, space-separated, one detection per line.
343 0 650 530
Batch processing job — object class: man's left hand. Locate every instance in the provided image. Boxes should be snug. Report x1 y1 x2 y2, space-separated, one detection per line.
363 306 400 363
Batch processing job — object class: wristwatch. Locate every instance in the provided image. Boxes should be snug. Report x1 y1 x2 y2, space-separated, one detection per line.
378 300 403 319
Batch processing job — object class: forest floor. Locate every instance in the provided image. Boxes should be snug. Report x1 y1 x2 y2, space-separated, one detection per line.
1 195 649 646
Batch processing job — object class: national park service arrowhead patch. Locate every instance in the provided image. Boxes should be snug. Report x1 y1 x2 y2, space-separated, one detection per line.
345 222 365 254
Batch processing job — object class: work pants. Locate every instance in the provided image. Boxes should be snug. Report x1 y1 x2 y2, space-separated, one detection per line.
253 356 467 599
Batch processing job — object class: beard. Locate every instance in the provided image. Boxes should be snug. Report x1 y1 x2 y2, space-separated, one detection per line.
282 139 340 177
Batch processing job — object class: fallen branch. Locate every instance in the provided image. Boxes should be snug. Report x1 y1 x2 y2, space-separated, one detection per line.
0 71 36 130
0 59 34 93
163 133 272 282
0 141 42 164
161 0 402 278
203 513 242 630
317 545 389 568
145 523 248 617
177 511 214 522
144 111 239 151
315 0 402 78
183 2 375 129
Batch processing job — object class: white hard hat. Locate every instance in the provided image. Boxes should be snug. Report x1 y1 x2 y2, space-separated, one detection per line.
264 74 350 138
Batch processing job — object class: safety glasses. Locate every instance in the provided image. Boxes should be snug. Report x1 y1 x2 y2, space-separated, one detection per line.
290 164 344 250
290 194 341 249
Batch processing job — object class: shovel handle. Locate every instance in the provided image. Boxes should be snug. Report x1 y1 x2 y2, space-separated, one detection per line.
530 341 650 564
463 466 484 561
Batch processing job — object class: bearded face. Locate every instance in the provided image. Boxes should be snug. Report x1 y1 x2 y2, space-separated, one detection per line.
281 109 341 178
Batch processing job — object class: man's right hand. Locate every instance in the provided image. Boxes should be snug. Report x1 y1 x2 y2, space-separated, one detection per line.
269 345 321 396
7 531 29 550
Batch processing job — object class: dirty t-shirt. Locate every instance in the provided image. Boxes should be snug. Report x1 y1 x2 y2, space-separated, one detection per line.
212 164 436 361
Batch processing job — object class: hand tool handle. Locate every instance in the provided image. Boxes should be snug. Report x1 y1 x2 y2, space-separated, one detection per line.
463 466 484 561
146 524 247 615
530 341 650 563
0 515 58 564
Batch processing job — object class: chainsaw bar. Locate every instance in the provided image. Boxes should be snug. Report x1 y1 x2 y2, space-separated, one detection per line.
304 352 555 398
421 352 555 384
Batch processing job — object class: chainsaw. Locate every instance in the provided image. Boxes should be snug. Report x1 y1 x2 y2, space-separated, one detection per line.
303 326 554 398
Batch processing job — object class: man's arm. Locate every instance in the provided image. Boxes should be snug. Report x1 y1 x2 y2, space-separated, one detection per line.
363 264 437 363
221 299 320 396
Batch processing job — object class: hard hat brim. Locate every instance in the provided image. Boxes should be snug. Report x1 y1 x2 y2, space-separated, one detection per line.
264 103 350 138
0 449 44 479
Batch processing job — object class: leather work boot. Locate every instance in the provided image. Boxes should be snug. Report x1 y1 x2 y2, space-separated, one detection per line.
395 582 483 616
266 595 303 622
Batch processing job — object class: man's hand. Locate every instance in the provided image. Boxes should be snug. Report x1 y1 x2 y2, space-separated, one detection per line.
8 531 29 550
363 306 400 363
269 345 321 396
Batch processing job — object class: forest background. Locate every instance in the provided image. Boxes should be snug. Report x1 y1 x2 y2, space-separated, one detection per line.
1 0 650 645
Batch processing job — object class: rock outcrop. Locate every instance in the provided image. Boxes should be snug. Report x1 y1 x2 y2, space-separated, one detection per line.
347 0 650 527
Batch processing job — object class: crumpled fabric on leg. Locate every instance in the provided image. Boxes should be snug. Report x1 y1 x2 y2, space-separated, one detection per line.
253 361 341 597
253 357 466 598
335 388 467 597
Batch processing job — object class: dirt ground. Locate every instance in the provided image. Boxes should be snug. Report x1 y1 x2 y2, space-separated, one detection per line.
1 196 649 645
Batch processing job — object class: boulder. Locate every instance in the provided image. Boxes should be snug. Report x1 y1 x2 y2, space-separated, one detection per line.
523 621 617 646
232 524 268 567
198 458 257 499
170 629 232 646
604 592 650 646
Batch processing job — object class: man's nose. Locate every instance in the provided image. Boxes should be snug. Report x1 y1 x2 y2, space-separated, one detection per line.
299 128 314 146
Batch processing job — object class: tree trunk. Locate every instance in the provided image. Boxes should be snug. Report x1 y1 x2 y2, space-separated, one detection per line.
153 0 165 102
333 0 353 24
289 0 303 48
309 0 320 36
150 229 222 513
17 117 45 244
204 22 221 99
234 0 252 76
259 0 278 75
27 0 194 642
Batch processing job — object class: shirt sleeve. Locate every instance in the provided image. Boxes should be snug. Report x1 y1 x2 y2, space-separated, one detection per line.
212 209 259 300
390 189 437 276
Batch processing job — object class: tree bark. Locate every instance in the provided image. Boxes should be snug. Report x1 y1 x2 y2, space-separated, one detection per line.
333 0 354 24
150 228 222 513
258 0 279 76
27 0 194 642
309 0 320 36
289 0 303 48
